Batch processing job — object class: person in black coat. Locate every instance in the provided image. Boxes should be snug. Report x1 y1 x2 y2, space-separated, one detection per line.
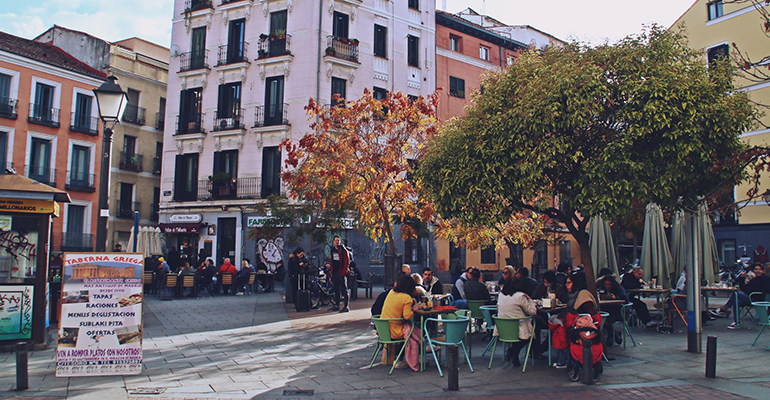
515 267 540 298
711 263 770 328
621 267 653 326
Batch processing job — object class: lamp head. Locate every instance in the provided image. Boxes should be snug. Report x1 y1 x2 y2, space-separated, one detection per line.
93 76 128 128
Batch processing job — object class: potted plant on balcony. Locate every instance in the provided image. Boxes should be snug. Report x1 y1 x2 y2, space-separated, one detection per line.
258 49 268 59
260 33 268 41
274 29 286 40
350 38 359 46
325 46 335 56
208 172 234 196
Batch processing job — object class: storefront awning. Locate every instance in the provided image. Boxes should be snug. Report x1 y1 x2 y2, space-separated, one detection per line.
159 223 200 234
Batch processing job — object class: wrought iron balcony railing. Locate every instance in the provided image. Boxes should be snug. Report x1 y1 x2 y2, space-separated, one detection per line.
122 104 146 125
254 103 288 127
184 0 213 13
175 114 206 135
119 152 143 172
0 97 17 119
257 34 291 59
116 200 141 219
217 42 249 65
152 157 162 175
326 35 359 62
28 103 60 127
65 171 95 191
26 165 56 187
197 177 262 200
155 112 165 131
213 108 245 131
70 112 99 135
179 49 209 72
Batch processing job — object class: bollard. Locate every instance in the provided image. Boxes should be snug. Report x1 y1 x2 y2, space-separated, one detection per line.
581 338 593 385
705 336 717 378
447 345 459 391
16 342 28 391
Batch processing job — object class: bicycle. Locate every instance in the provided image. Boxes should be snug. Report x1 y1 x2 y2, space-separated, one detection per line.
310 268 337 308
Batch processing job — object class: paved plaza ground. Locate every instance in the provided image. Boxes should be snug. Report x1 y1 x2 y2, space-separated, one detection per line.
1 286 769 399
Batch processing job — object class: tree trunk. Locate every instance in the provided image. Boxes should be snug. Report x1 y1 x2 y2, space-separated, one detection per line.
377 199 397 255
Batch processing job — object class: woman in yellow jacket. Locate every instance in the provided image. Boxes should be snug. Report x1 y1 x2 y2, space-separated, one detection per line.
381 274 420 370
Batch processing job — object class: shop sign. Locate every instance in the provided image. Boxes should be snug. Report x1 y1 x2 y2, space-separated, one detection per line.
159 223 200 234
0 285 33 340
169 214 202 223
0 198 59 216
56 253 144 377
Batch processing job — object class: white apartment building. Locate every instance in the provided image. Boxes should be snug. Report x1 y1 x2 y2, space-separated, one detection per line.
161 0 437 270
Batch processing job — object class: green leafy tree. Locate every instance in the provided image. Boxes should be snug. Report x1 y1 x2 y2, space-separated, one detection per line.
417 26 756 289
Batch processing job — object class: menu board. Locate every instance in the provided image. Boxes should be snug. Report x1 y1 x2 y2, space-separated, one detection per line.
0 285 33 340
56 253 144 377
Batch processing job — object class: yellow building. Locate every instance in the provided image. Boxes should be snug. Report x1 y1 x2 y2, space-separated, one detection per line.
673 1 770 264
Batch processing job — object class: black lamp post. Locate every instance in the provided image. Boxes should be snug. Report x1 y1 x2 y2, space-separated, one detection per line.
93 76 128 252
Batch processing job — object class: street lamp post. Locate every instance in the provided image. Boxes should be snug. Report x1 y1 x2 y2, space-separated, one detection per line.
93 76 128 252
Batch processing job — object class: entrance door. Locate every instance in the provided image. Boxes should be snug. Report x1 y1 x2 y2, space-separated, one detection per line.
217 217 237 263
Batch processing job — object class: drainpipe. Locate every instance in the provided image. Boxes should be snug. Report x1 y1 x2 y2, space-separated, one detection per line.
316 0 324 110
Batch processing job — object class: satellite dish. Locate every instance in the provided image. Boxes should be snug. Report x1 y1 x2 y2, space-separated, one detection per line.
170 44 180 58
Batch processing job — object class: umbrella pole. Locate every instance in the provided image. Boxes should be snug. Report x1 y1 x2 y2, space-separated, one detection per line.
133 211 140 253
686 211 702 353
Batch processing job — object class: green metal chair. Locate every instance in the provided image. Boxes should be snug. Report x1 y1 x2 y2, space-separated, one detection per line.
425 316 473 376
751 301 770 349
488 315 534 372
479 305 497 356
369 316 413 374
621 302 637 349
598 311 610 363
466 300 487 332
743 292 770 325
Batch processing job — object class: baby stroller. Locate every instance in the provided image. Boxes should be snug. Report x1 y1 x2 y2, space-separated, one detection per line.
566 313 604 382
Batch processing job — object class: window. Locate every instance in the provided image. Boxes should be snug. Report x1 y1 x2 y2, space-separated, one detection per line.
408 0 419 10
69 145 90 188
153 142 162 175
217 82 242 119
449 35 461 52
29 137 53 185
261 146 281 198
178 87 203 134
373 87 387 101
212 150 238 198
718 239 736 265
72 92 94 134
118 183 135 218
269 10 289 56
156 97 166 130
63 204 89 250
331 77 346 107
174 153 199 201
707 44 729 66
333 11 349 39
31 82 56 125
122 88 144 125
507 55 515 66
123 135 136 158
265 76 284 125
191 27 207 69
404 237 420 263
374 24 387 58
120 135 141 171
480 245 495 264
0 73 15 118
449 76 465 98
0 131 7 170
270 10 287 33
226 19 246 63
708 1 724 20
151 188 160 221
560 241 571 264
407 35 419 67
479 46 490 61
533 241 548 269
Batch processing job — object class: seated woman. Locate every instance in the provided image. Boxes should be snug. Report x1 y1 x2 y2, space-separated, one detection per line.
567 272 598 315
381 274 421 371
494 277 537 367
411 273 428 300
598 275 627 345
236 260 253 294
533 270 569 304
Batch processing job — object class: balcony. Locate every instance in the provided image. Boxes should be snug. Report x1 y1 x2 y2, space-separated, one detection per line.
0 97 17 119
155 112 165 131
152 157 162 175
65 171 95 192
254 104 288 127
220 0 247 4
116 200 141 219
28 103 60 127
173 185 199 202
326 36 359 62
122 104 146 125
197 177 261 200
257 34 291 59
119 152 143 172
150 203 159 221
26 165 56 187
179 50 209 73
175 114 206 135
70 112 99 135
184 0 213 13
217 43 249 66
60 232 94 252
213 108 245 131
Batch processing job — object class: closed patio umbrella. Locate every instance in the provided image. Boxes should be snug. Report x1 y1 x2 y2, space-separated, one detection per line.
589 215 618 276
127 226 135 253
670 210 687 287
640 203 674 289
693 203 720 285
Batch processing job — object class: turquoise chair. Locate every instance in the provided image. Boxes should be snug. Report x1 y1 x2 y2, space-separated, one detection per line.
488 315 534 372
598 311 610 363
370 317 413 374
479 305 497 356
621 302 637 349
751 301 770 349
425 316 473 376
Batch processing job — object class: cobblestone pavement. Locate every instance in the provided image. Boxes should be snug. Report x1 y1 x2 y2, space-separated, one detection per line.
0 288 768 399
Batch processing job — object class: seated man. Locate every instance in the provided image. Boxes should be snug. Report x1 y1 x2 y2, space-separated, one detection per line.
515 266 540 298
621 266 654 327
463 267 491 304
533 270 569 304
451 267 473 308
710 263 770 329
421 267 443 295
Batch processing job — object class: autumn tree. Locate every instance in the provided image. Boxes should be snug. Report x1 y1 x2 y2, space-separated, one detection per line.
417 26 756 289
281 90 439 255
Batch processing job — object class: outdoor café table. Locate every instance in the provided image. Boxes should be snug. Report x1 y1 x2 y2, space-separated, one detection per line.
702 285 740 327
626 287 670 312
536 304 567 366
413 305 460 372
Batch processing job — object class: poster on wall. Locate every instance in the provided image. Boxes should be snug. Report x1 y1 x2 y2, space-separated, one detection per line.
0 285 33 340
55 253 144 377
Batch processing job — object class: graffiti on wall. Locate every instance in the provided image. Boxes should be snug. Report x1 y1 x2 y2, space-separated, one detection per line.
257 237 284 272
0 229 36 261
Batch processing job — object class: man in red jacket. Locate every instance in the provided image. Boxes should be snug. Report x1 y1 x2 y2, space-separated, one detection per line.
329 236 350 313
218 258 237 295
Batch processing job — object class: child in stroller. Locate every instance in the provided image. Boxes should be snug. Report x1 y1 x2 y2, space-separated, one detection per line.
566 312 604 382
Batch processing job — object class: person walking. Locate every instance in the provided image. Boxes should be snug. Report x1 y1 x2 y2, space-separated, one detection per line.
329 236 351 313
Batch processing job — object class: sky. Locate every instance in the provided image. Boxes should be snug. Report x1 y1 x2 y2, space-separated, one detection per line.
1 0 697 48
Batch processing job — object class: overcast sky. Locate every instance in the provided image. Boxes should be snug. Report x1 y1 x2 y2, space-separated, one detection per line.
1 0 696 48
